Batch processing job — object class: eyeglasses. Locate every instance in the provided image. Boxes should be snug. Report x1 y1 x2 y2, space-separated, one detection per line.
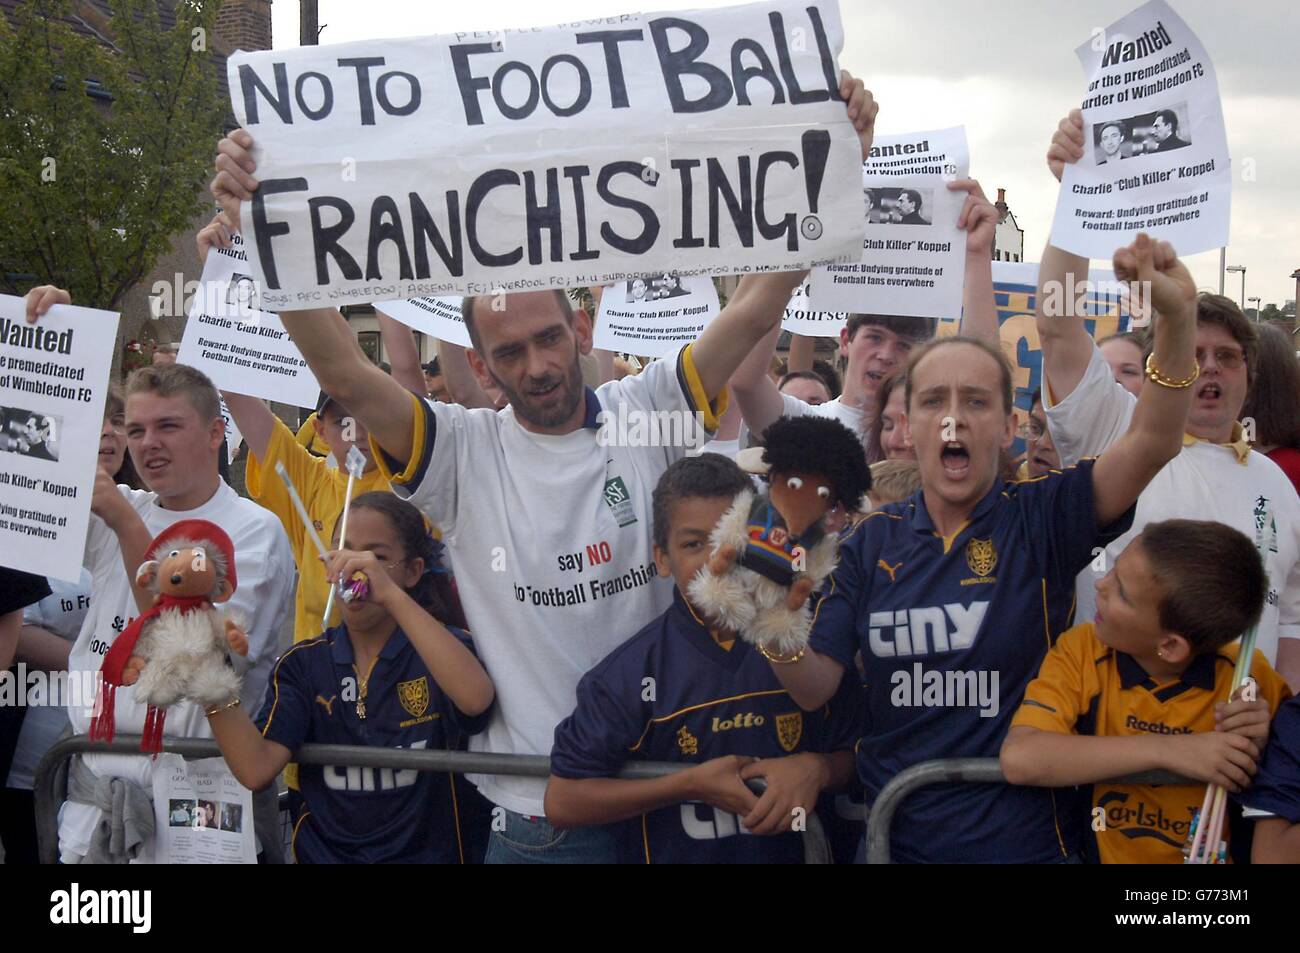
1195 346 1245 370
1017 419 1047 441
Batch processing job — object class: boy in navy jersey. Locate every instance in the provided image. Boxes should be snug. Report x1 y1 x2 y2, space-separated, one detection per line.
546 454 864 863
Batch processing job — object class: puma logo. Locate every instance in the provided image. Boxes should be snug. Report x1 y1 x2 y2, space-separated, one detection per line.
877 560 903 582
315 694 337 716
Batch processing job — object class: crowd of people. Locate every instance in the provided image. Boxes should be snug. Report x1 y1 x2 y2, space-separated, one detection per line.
3 73 1300 866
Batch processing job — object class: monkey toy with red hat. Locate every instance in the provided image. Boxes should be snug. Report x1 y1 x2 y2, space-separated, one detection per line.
689 416 871 656
90 519 248 752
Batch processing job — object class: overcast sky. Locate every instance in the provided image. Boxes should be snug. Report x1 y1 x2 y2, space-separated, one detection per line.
270 0 1299 308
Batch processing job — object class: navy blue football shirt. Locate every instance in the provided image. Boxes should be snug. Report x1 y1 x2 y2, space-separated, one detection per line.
809 459 1133 862
1239 694 1300 823
550 589 864 863
254 622 489 863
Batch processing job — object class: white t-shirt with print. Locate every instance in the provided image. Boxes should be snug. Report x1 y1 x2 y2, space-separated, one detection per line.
379 346 720 816
1045 344 1300 663
6 570 91 790
60 480 295 861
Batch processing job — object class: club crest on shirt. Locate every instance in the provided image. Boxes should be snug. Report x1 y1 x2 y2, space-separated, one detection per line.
397 677 429 718
677 724 699 756
775 711 803 752
963 538 997 584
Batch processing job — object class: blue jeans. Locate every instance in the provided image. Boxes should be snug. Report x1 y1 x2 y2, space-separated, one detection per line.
484 807 621 864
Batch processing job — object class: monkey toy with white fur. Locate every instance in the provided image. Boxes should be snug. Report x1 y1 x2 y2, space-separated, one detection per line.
688 416 871 656
90 519 248 753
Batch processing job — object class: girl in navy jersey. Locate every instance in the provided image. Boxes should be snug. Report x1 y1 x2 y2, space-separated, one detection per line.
206 493 494 863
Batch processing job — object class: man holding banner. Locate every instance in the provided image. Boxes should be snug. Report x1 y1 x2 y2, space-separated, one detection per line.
212 53 878 860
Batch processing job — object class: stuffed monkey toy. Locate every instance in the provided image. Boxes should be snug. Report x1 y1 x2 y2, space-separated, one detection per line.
90 519 248 753
689 416 872 655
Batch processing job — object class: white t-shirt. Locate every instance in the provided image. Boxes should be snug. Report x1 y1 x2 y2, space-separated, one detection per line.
378 346 721 816
691 437 740 459
739 393 869 449
60 480 295 861
1046 344 1300 663
6 570 91 790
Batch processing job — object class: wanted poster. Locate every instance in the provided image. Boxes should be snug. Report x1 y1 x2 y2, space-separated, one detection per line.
810 126 969 319
0 295 119 582
780 276 846 337
152 755 257 864
1050 0 1230 257
374 296 471 348
229 0 865 307
178 234 321 409
593 273 719 357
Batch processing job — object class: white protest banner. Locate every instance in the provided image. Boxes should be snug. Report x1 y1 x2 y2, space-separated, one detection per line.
179 235 321 408
1050 0 1229 257
593 273 719 357
780 276 846 337
374 296 470 348
229 0 864 308
0 296 119 583
152 755 257 864
810 126 968 319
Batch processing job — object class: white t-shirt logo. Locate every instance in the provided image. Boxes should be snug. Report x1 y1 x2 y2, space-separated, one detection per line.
603 475 638 527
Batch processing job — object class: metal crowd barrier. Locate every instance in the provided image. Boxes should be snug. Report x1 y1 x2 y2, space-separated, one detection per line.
33 735 831 864
864 758 1194 864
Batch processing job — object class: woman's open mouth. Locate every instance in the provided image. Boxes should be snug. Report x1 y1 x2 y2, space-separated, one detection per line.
940 442 970 480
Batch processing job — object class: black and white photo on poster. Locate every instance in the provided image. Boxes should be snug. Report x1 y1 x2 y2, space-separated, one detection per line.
0 405 61 461
625 273 691 303
1092 102 1192 164
865 187 935 225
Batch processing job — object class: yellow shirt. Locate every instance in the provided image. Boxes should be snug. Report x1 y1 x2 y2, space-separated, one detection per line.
245 416 392 643
1012 623 1290 863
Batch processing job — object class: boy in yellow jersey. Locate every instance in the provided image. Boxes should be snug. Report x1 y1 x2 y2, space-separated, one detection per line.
239 391 391 642
1001 518 1290 862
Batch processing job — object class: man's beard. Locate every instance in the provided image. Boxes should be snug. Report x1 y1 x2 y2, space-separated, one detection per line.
491 356 585 429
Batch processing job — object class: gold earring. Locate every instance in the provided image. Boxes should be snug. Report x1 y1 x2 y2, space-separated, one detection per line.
1157 649 1165 659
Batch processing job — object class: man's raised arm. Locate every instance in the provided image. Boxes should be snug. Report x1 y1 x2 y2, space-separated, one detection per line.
688 73 877 398
1036 109 1101 403
1090 234 1198 527
211 131 416 467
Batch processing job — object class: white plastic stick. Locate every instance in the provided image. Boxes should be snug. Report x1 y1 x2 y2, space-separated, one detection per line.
274 460 330 562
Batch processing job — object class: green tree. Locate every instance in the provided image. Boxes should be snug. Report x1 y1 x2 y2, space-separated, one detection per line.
1260 304 1288 326
0 0 223 310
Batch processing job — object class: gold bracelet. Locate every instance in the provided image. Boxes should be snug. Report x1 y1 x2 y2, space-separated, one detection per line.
205 697 240 717
1144 353 1200 389
758 643 807 664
